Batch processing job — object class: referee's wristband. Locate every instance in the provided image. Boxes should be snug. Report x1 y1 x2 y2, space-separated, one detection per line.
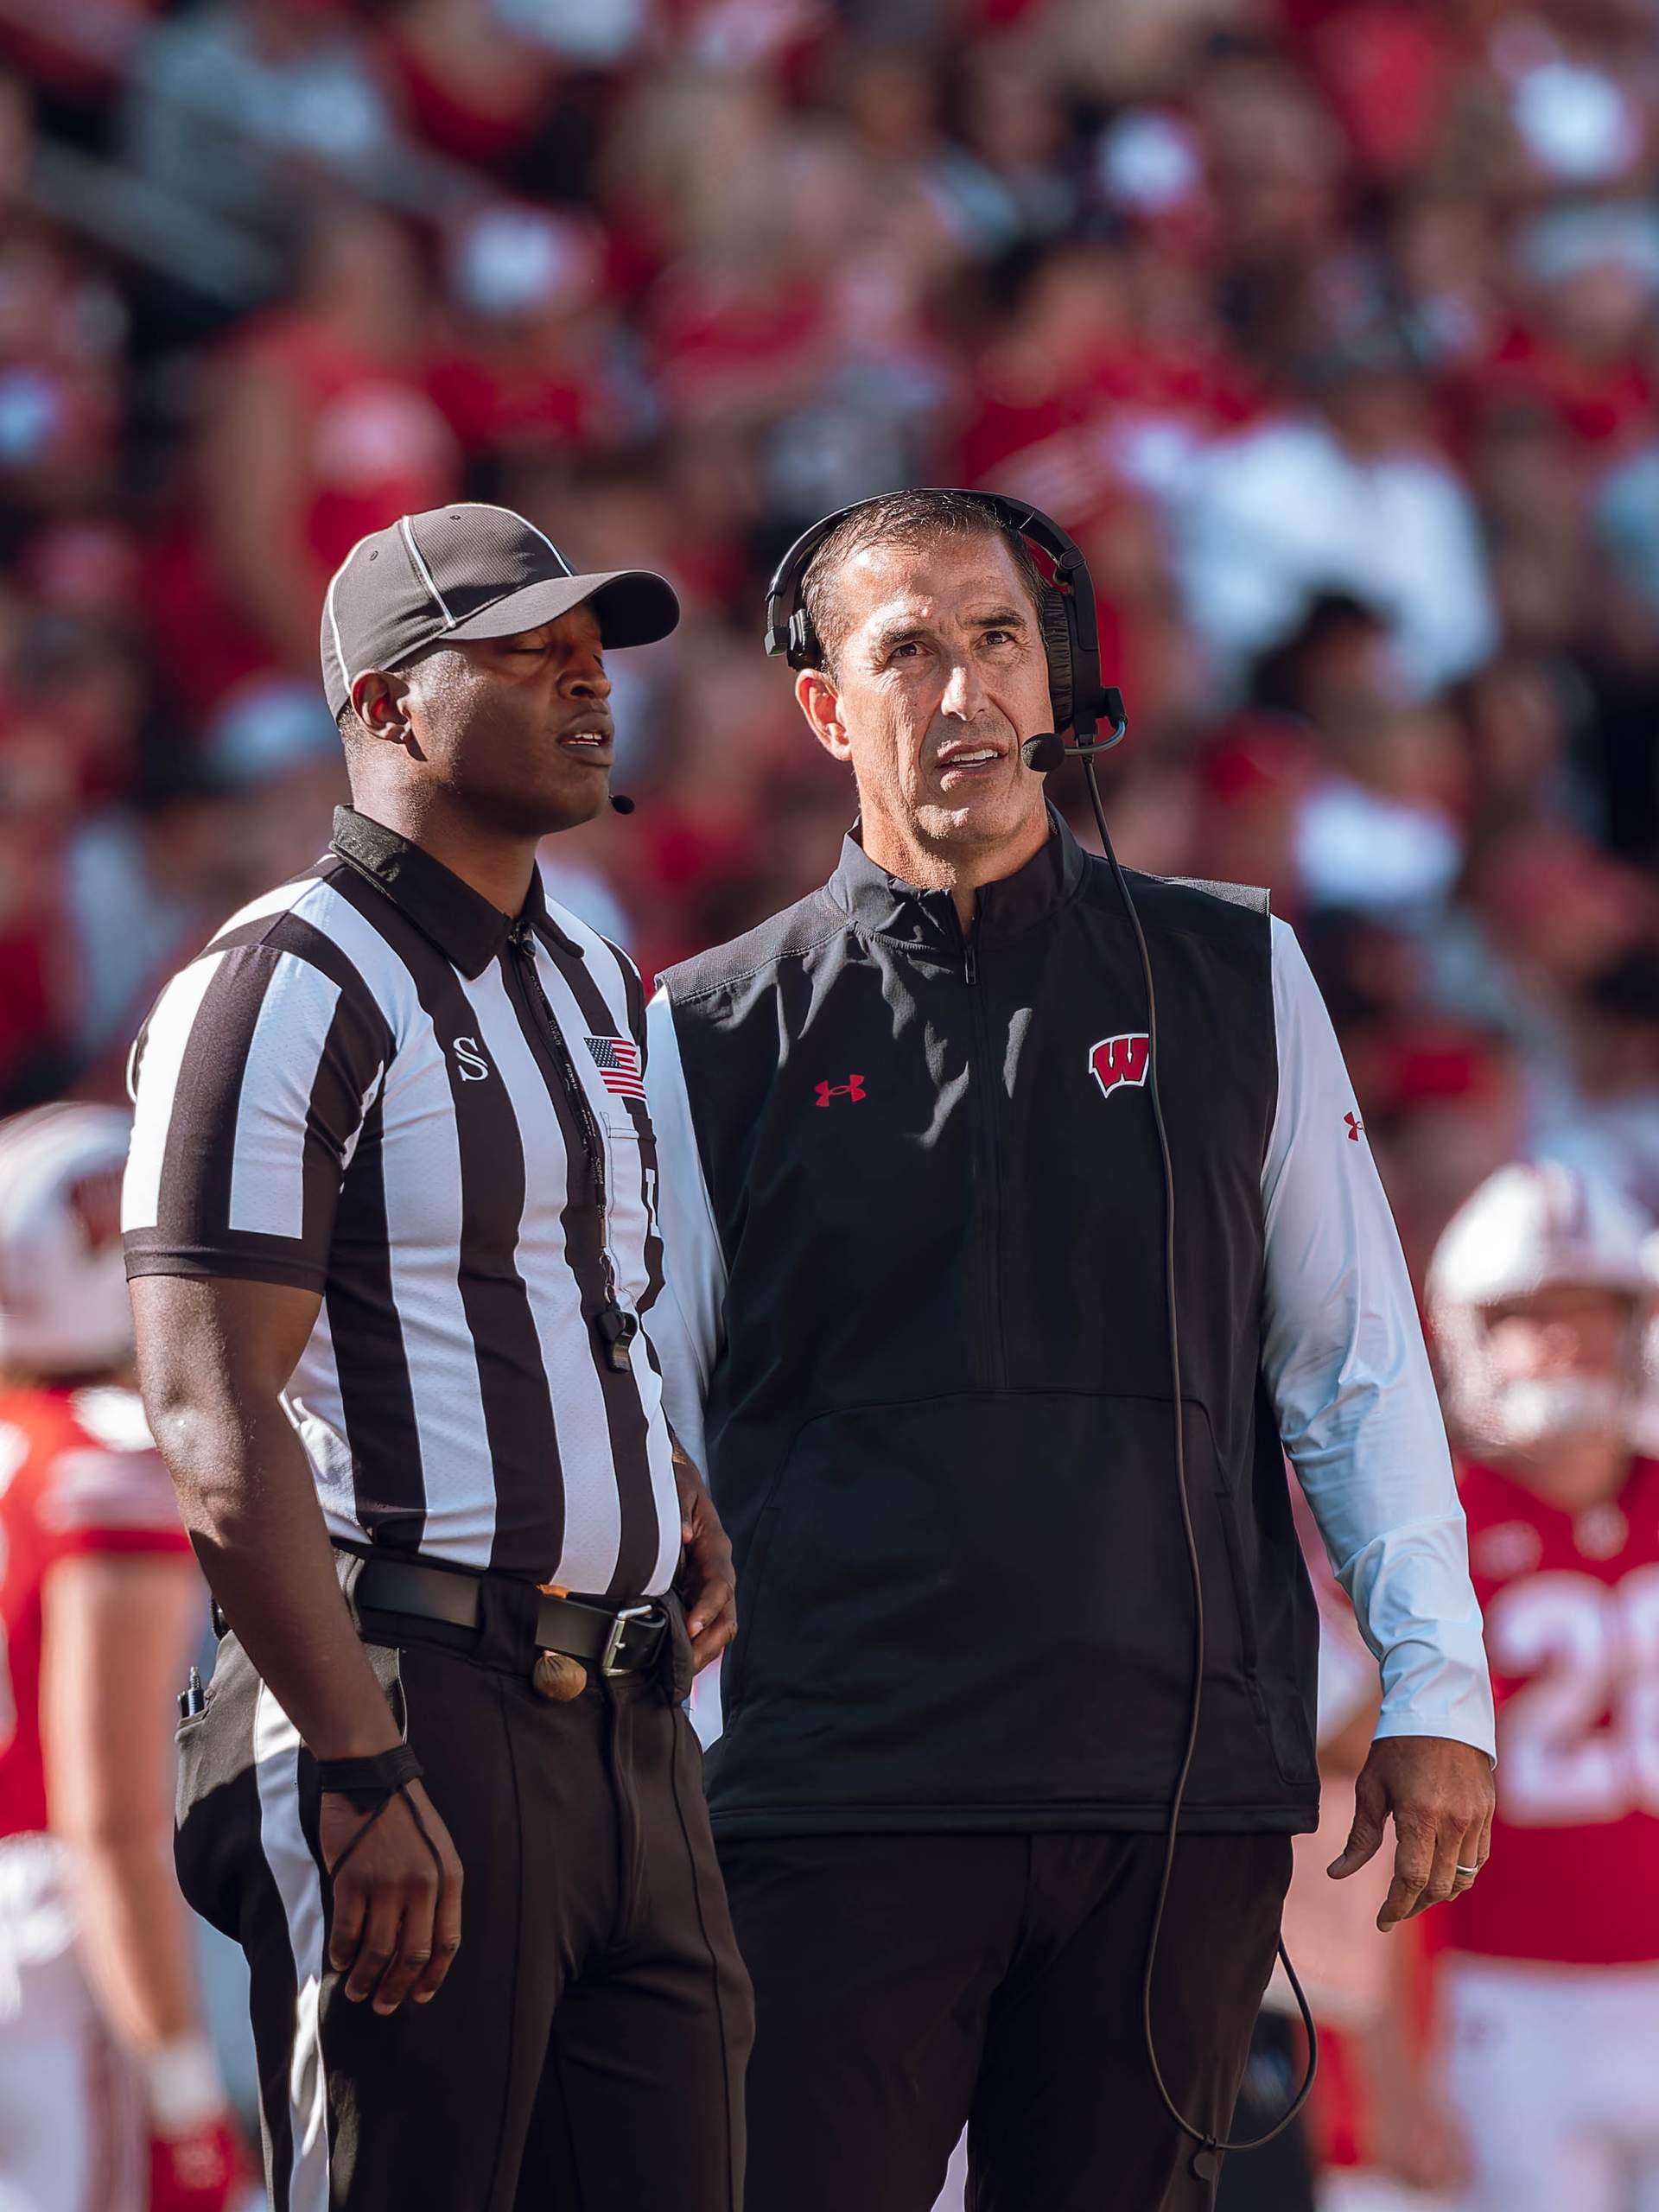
315 1745 423 1812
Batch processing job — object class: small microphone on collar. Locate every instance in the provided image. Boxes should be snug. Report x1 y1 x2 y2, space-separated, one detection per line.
608 792 636 815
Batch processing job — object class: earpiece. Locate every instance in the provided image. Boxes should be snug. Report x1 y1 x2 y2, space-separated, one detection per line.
786 607 817 668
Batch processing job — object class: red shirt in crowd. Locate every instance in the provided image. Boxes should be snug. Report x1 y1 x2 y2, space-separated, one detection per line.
1448 324 1657 455
147 313 460 718
955 344 1261 530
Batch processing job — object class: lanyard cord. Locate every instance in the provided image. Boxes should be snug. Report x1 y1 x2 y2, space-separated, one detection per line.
1080 753 1319 2171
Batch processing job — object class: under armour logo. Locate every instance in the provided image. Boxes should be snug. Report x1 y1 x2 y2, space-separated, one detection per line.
1344 1111 1363 1141
815 1075 866 1108
452 1037 491 1082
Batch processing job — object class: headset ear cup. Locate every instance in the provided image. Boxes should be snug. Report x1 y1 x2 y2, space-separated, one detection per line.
787 607 818 671
1039 587 1074 734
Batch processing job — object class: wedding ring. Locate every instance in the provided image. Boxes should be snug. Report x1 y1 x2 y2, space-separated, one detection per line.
1455 1863 1479 1877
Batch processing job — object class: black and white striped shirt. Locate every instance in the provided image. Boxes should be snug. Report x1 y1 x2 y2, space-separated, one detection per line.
121 806 680 1597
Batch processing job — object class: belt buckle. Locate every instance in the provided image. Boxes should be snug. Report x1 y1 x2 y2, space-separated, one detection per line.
601 1602 656 1679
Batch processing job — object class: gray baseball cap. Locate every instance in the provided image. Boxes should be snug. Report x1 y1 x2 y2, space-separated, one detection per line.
320 502 680 719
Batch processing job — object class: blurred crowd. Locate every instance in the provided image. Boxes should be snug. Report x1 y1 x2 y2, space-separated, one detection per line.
0 0 1656 1298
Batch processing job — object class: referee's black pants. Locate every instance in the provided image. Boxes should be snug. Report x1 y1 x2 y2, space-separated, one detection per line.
175 1574 753 2212
719 1828 1292 2212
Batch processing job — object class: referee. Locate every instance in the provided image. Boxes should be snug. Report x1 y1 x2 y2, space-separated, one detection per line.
645 488 1496 2210
123 505 753 2211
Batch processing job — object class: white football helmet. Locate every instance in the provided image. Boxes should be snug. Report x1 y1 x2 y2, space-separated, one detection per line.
0 1103 133 1378
1427 1160 1655 1453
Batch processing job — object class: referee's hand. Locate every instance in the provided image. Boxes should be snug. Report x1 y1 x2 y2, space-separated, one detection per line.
1326 1734 1494 1929
321 1781 464 2012
671 1442 736 1672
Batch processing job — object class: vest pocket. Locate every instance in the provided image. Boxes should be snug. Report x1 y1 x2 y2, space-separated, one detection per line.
1213 1481 1262 1688
1213 1476 1314 1789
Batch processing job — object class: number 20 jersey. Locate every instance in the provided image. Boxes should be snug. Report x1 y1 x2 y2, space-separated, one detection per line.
1439 1453 1659 1966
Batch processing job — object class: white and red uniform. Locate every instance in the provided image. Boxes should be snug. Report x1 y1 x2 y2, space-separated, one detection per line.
1431 1452 1659 2211
0 1381 192 2212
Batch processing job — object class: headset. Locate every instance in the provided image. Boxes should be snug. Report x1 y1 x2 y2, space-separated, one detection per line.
766 491 1317 2180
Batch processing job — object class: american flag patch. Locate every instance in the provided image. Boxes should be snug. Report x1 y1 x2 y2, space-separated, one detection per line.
584 1034 645 1100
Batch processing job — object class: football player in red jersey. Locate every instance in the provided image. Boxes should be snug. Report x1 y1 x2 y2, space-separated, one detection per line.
1413 1160 1659 2212
0 1105 248 2212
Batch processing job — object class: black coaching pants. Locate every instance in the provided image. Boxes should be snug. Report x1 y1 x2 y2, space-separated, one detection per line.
719 1828 1292 2212
175 1574 753 2212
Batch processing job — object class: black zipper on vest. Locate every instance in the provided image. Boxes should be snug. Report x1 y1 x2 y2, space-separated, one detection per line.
505 921 637 1369
963 900 1006 1389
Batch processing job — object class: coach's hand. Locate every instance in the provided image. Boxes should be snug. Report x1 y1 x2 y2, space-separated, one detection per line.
672 1442 736 1672
1327 1735 1494 1929
322 1781 464 2012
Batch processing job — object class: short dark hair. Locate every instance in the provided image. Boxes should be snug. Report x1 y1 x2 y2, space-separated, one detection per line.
798 487 1047 678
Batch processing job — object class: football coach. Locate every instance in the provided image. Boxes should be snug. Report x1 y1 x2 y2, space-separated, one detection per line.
122 505 752 2210
643 487 1497 2211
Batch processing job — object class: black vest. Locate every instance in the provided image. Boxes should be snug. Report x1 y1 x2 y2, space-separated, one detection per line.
660 815 1319 1836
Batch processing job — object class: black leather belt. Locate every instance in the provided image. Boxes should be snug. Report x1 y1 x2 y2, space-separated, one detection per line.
352 1554 668 1680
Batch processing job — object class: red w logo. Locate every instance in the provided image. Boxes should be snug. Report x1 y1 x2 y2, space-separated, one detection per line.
815 1075 867 1109
1088 1033 1151 1100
